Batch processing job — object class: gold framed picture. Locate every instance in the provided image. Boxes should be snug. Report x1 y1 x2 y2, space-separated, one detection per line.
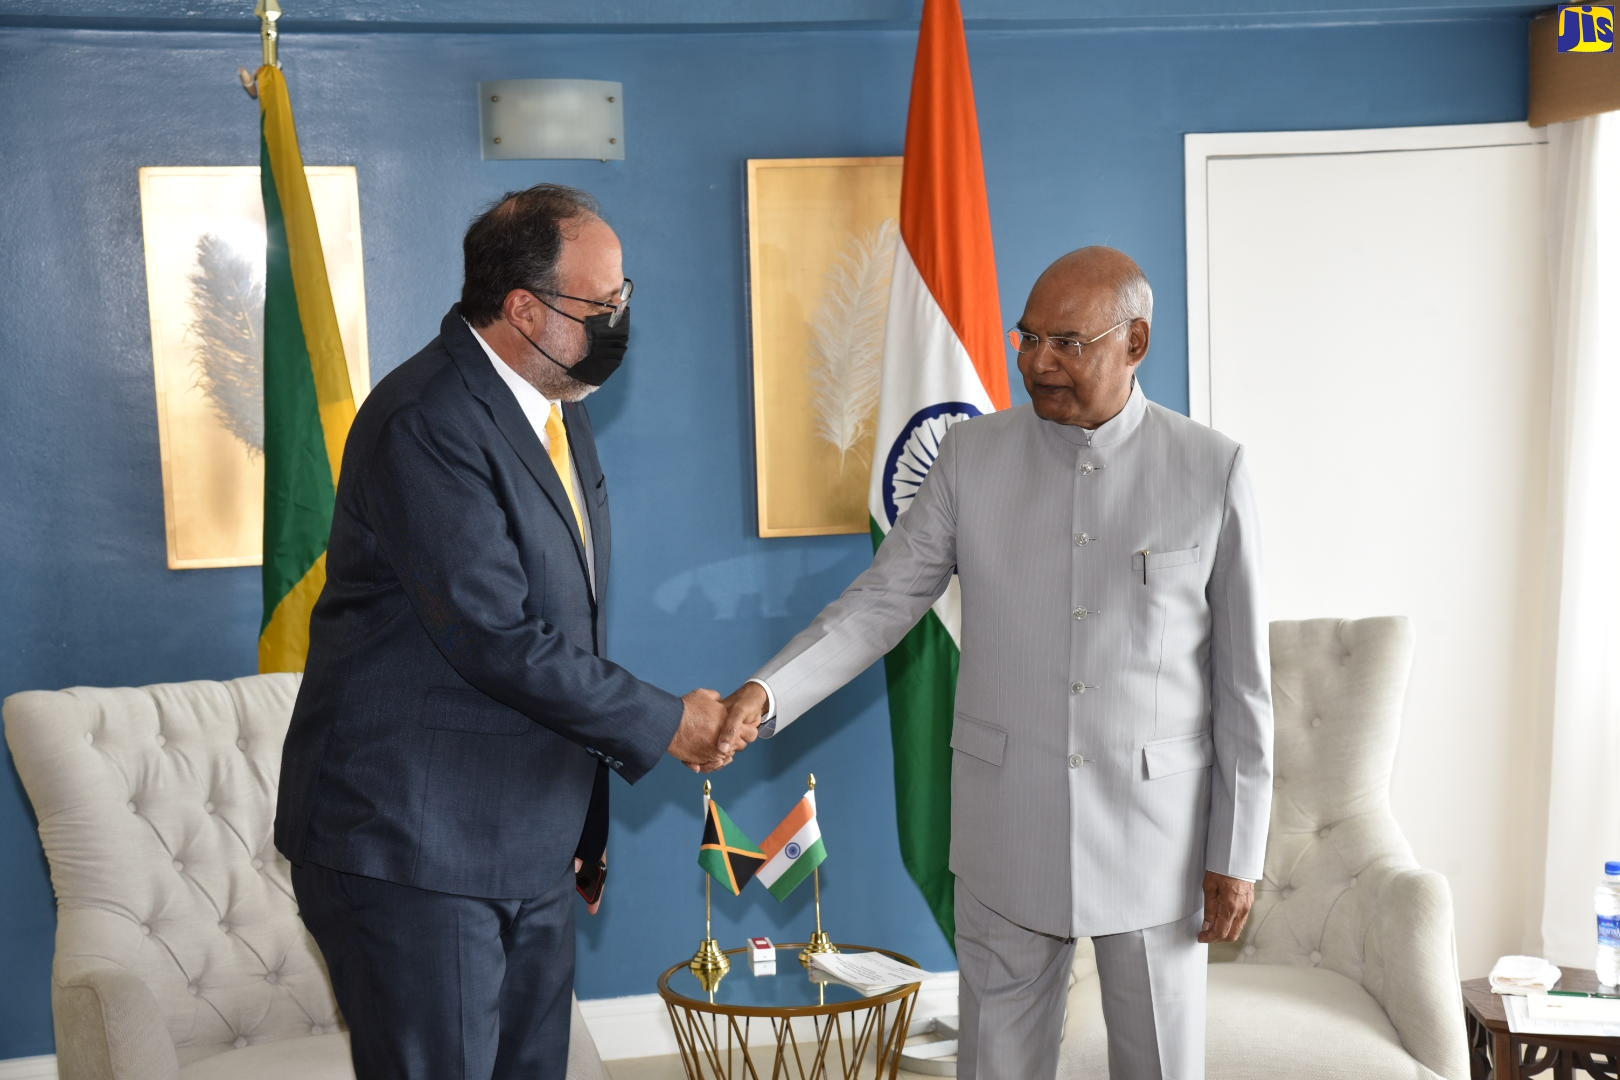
746 156 902 537
138 165 370 569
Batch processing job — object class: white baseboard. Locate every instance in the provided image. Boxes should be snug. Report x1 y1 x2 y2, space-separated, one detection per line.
580 971 960 1062
0 974 959 1073
0 1056 56 1080
580 991 680 1060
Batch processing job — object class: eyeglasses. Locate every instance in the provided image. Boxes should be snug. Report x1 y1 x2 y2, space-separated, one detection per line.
541 277 634 327
1006 319 1129 360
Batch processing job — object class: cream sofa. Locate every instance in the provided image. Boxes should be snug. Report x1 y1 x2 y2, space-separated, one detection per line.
4 673 609 1080
1059 616 1468 1079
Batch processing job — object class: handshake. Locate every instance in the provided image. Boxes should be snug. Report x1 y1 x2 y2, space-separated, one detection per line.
667 682 771 773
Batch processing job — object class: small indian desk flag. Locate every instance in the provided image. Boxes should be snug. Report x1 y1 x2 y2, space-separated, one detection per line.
698 792 765 896
758 790 827 900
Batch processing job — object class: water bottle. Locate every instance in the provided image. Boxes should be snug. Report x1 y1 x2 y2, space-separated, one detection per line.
1597 860 1620 987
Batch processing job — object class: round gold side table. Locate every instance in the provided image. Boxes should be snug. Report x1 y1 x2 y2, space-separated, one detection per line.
657 942 922 1079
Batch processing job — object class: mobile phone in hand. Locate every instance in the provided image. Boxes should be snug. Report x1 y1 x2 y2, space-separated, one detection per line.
576 857 607 906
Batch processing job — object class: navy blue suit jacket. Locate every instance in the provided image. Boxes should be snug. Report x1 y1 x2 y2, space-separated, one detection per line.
275 306 683 899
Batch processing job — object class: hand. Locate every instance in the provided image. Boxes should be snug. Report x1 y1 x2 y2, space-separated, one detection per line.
722 682 769 742
669 689 736 772
1199 871 1256 943
574 853 606 915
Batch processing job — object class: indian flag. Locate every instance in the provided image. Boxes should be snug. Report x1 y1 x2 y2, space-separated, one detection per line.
757 790 827 901
256 65 357 673
872 0 1010 947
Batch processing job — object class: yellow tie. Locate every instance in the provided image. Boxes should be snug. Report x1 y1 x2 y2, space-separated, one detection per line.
545 404 586 538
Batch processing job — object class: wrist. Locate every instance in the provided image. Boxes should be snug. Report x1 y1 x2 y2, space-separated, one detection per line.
742 678 775 720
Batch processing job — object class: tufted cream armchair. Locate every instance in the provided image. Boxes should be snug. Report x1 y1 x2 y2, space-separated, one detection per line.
4 673 610 1080
1058 616 1468 1079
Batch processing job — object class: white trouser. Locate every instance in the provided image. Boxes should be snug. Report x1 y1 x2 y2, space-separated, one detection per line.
955 880 1208 1080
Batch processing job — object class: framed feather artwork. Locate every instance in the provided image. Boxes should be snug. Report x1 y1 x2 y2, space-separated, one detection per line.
745 156 902 537
137 166 370 569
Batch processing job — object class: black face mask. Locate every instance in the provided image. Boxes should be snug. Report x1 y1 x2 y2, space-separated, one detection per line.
514 301 629 388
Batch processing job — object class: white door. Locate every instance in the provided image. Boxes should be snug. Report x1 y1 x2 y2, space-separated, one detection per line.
1187 123 1551 978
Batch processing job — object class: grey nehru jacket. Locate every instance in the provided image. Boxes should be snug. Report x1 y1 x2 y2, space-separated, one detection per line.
753 381 1273 939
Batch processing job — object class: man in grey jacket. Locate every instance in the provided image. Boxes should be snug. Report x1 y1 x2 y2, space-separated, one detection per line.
726 247 1272 1080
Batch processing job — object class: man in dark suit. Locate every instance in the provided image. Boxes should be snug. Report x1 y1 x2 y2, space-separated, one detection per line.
275 184 746 1079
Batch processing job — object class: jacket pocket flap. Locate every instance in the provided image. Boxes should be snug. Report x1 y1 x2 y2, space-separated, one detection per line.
1136 546 1201 572
421 688 531 736
950 715 1007 766
1143 730 1214 778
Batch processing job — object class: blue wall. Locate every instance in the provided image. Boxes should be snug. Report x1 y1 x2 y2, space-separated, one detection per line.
0 16 1525 1057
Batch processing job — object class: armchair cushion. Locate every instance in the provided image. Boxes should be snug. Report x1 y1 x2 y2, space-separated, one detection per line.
175 999 606 1080
178 1033 351 1080
1061 962 1444 1080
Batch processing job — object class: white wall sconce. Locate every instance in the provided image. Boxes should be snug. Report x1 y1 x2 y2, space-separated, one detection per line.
478 79 625 161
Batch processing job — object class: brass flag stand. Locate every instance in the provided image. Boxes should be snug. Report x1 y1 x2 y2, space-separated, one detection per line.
689 780 730 986
799 773 839 967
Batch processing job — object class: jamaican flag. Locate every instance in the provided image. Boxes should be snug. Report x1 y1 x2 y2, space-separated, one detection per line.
698 794 766 896
255 65 356 673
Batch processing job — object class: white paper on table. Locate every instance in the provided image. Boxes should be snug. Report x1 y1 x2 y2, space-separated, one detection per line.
808 952 935 991
1527 993 1620 1025
807 970 905 997
1504 993 1620 1037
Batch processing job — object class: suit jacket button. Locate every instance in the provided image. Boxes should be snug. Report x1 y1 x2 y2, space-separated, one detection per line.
1068 754 1085 768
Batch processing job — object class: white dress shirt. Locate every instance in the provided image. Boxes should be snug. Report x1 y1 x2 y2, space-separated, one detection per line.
467 323 595 586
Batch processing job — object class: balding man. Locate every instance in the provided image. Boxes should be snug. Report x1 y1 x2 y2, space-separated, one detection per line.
726 248 1272 1079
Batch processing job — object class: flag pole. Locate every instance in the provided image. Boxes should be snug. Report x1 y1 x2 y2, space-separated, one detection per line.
240 0 281 98
799 773 839 966
690 780 730 983
239 0 280 98
257 0 282 68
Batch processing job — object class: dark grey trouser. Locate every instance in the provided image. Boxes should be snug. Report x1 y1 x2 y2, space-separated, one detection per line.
293 860 576 1080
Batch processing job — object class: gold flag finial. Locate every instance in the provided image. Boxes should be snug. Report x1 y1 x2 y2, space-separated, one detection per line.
256 0 282 68
704 778 712 797
808 772 816 790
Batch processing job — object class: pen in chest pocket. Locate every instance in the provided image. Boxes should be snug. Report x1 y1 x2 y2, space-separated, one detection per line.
1140 549 1149 585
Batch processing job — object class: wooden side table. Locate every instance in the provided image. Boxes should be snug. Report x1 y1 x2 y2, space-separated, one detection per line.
657 943 921 1079
1462 969 1620 1079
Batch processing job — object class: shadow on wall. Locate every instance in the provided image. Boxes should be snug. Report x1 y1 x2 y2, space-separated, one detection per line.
652 548 858 622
